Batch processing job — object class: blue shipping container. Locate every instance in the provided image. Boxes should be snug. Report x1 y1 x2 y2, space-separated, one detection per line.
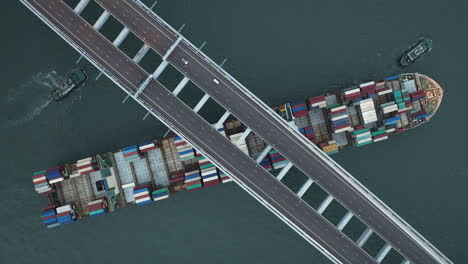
292 105 307 112
185 174 200 180
385 75 399 81
290 101 305 106
123 145 138 151
416 113 429 120
152 192 169 199
178 149 193 155
133 188 149 194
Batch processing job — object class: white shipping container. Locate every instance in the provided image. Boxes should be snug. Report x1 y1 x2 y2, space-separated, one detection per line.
221 177 233 183
327 140 336 144
36 185 51 193
33 176 46 183
135 197 151 203
344 88 360 95
70 171 81 178
373 136 388 142
334 126 352 133
364 117 378 124
383 105 398 114
357 137 372 144
134 191 149 199
359 81 375 87
179 153 194 159
185 177 201 183
185 170 200 176
201 167 216 174
88 199 104 206
139 143 155 150
153 195 169 201
356 131 371 138
49 177 64 184
177 145 192 152
201 169 217 175
121 183 135 189
330 105 347 112
386 128 396 133
361 111 376 119
331 114 349 122
56 205 72 214
77 157 92 164
377 89 392 95
203 175 219 182
311 101 326 107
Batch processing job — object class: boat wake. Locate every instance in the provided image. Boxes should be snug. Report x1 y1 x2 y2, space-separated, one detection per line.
5 71 61 127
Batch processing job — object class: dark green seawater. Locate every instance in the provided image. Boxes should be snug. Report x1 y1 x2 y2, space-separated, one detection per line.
1 0 467 263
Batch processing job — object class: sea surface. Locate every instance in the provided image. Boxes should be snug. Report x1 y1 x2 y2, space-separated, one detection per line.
1 0 467 263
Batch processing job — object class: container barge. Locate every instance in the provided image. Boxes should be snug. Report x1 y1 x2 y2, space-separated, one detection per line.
34 73 443 228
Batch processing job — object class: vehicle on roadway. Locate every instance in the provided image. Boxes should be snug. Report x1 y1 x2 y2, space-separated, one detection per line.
213 78 220 84
181 58 188 65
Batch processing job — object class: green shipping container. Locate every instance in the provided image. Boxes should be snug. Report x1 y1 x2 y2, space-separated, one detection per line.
352 128 370 135
372 130 387 136
33 170 47 176
187 183 202 190
89 209 105 216
200 164 214 170
326 103 340 109
152 188 168 195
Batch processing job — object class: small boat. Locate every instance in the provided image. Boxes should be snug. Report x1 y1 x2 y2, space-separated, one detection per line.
51 69 87 101
399 37 432 67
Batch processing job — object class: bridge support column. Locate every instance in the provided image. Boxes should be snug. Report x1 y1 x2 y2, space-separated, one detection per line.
356 227 373 247
276 162 293 181
163 37 182 61
152 60 169 80
142 111 151 120
297 178 314 198
133 44 151 64
375 243 392 263
317 195 333 214
135 74 153 97
214 111 231 129
337 211 353 231
74 0 90 15
400 259 410 264
255 145 272 163
236 128 252 146
193 93 210 113
94 11 110 30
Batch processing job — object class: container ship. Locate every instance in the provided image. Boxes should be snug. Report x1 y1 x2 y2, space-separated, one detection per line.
34 73 443 228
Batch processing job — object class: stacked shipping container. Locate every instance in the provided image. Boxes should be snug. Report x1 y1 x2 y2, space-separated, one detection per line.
122 145 140 162
290 101 309 118
152 188 169 202
32 170 53 194
133 185 152 205
86 199 107 217
269 150 288 169
174 136 196 161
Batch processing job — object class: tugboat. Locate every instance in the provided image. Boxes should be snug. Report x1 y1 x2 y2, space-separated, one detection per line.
399 37 433 67
51 69 87 101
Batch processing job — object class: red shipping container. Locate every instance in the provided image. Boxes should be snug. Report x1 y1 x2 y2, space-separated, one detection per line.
334 124 351 130
309 95 326 104
345 93 361 101
134 184 150 191
373 133 389 139
204 180 220 188
397 128 406 132
186 180 201 187
273 157 287 163
123 151 138 157
42 214 56 221
33 173 46 179
169 177 184 184
270 153 282 158
355 125 364 130
80 168 98 175
55 212 71 218
330 108 347 115
46 166 60 172
293 110 308 117
87 203 103 212
135 194 151 201
187 186 203 192
291 103 307 109
175 141 186 147
42 204 56 211
77 162 97 170
360 84 376 89
34 179 48 185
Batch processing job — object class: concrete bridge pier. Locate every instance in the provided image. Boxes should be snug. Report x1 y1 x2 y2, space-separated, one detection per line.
297 178 314 198
255 145 273 163
317 195 334 214
337 211 353 231
74 0 90 15
375 243 392 263
357 227 373 247
276 162 293 181
401 259 411 264
214 111 231 129
193 94 210 113
96 27 131 80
